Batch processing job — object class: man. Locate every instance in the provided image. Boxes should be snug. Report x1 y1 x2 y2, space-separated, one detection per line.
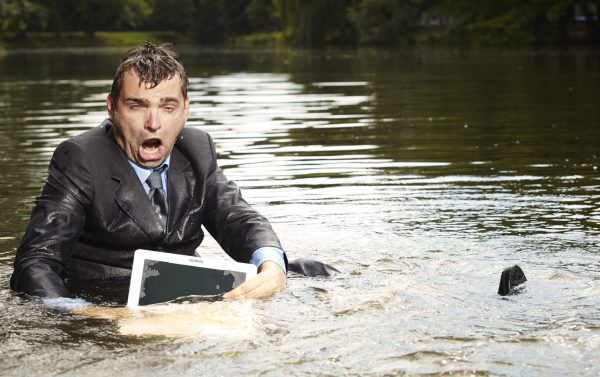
10 42 286 311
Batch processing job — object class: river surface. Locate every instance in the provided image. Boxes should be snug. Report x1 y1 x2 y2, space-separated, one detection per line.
1 47 599 376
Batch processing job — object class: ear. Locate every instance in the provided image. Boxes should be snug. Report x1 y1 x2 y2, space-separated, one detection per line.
107 94 115 118
184 96 190 119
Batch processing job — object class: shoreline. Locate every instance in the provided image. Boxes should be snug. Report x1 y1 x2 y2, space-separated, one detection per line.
0 31 193 51
1 31 597 54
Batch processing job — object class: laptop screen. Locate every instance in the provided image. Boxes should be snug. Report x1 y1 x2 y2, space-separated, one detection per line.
138 259 247 305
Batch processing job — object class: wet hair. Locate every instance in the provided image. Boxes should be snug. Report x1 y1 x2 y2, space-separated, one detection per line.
110 41 188 108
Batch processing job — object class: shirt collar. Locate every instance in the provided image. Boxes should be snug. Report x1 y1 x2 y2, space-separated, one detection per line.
128 156 171 186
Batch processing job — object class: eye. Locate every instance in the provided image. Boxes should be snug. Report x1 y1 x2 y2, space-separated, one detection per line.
127 102 144 110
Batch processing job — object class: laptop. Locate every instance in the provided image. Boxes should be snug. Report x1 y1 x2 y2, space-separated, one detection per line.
127 249 257 308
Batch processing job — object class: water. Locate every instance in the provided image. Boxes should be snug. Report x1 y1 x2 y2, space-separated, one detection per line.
1 47 600 376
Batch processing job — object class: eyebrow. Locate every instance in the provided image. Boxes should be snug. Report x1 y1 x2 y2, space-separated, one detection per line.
122 97 181 105
123 97 149 105
160 97 181 105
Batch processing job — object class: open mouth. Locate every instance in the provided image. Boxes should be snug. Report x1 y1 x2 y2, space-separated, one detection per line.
142 138 162 150
139 138 164 162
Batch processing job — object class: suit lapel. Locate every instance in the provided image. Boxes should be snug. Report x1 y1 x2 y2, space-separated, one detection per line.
106 127 165 239
113 166 165 238
166 147 195 234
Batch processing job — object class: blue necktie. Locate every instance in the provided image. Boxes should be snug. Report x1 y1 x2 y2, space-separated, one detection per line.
146 170 168 229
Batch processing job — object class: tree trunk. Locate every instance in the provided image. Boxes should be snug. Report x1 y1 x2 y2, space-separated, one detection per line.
557 4 575 45
582 0 600 43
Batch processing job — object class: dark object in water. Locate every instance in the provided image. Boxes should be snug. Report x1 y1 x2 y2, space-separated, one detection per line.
288 258 340 277
498 265 527 296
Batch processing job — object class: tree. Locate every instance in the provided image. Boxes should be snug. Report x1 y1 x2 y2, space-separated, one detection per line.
433 0 581 45
274 0 357 46
246 0 280 32
348 0 424 45
0 0 49 38
149 0 196 33
192 0 271 43
75 0 152 35
40 0 152 36
192 0 227 43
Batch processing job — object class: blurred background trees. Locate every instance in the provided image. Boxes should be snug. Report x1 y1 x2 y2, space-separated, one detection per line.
1 0 599 46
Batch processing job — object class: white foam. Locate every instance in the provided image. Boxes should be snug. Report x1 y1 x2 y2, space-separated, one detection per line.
118 301 257 339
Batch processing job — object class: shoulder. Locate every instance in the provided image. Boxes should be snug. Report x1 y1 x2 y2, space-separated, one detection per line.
179 127 212 145
171 126 219 175
67 120 113 150
175 126 216 160
52 120 114 169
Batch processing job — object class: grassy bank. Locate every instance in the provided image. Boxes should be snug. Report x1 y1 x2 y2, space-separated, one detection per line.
228 32 288 48
2 31 193 50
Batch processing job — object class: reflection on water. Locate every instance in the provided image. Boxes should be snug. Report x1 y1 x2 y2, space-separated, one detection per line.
1 47 600 376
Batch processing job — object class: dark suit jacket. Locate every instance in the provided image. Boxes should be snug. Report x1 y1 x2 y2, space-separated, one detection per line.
10 120 284 299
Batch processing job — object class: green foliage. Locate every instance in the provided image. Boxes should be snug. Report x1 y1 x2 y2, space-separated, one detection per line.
246 0 279 32
36 0 152 36
117 0 153 30
0 0 50 37
436 0 581 45
191 0 226 43
229 31 285 47
348 0 422 45
275 0 357 46
149 0 196 33
1 0 598 46
191 0 277 44
1 31 190 48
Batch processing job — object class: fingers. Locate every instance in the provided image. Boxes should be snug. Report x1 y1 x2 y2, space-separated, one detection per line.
223 261 286 300
223 278 262 300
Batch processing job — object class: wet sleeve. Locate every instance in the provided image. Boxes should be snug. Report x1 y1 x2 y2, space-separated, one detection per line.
10 140 92 298
202 134 285 265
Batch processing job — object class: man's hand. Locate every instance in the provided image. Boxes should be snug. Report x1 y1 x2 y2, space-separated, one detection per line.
223 261 286 300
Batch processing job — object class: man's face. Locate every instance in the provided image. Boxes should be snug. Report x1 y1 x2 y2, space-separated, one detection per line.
107 70 189 167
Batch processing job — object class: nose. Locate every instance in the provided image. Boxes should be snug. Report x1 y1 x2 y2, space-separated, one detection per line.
145 108 161 131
